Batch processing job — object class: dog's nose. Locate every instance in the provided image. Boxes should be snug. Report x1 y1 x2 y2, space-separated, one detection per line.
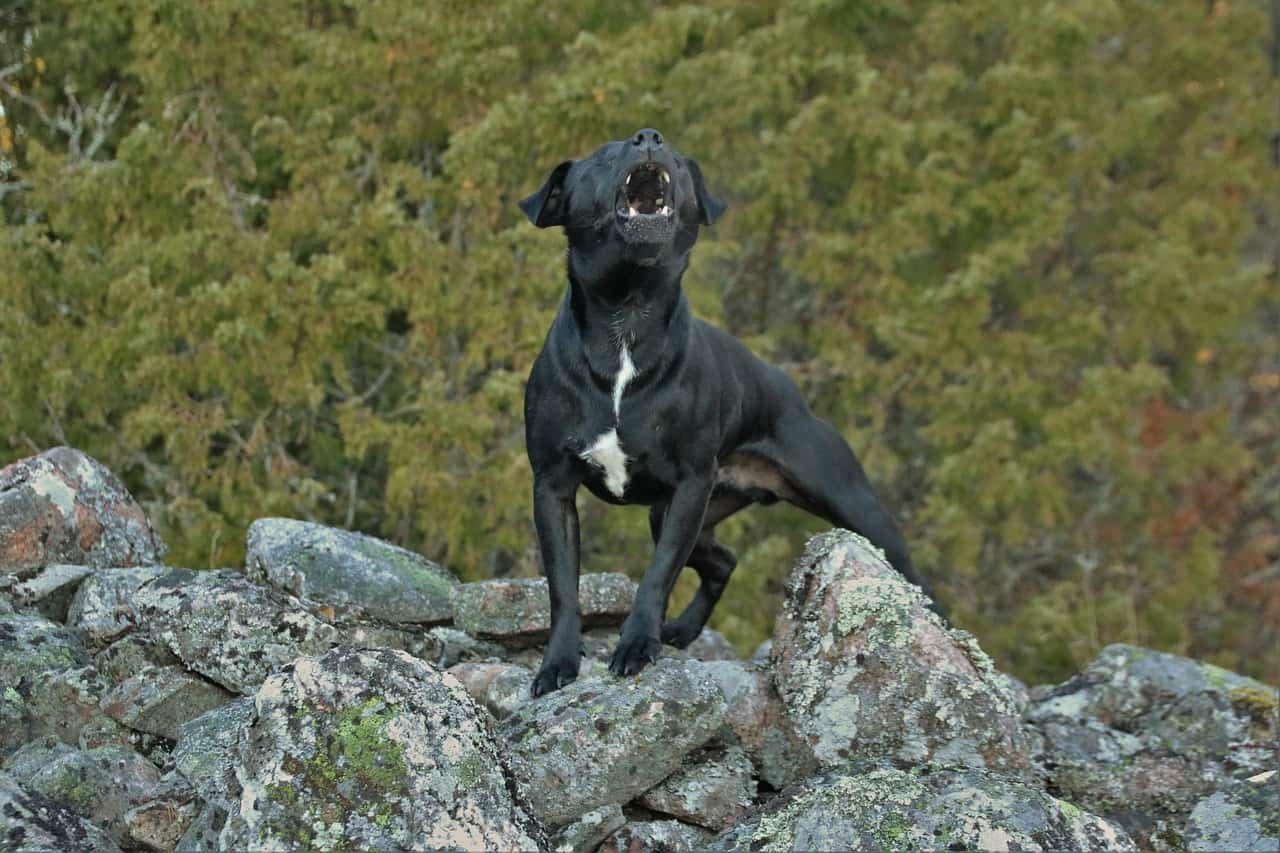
632 128 664 149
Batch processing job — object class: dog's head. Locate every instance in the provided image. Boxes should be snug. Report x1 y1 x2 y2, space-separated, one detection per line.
519 129 726 268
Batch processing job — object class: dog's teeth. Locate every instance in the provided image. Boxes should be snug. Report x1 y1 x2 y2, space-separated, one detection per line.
625 174 631 186
629 205 639 216
661 170 669 185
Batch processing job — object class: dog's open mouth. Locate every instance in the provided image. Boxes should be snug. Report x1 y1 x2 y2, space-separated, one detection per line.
619 163 673 219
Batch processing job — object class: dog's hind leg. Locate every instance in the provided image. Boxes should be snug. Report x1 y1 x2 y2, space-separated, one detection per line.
650 491 750 648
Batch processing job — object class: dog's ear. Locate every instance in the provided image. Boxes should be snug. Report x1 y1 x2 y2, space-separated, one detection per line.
686 158 727 226
519 160 574 228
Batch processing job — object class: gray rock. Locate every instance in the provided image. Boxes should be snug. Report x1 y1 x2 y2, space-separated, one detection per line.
451 572 635 643
749 639 772 665
1185 770 1279 852
9 743 161 844
220 646 543 851
501 656 728 826
9 564 94 622
685 628 739 661
701 660 816 789
175 803 228 853
599 820 716 852
551 804 626 853
639 745 755 831
448 661 534 718
129 568 341 694
1028 644 1280 848
708 765 1135 852
422 626 506 668
771 530 1031 773
122 771 200 852
92 635 180 684
100 664 235 740
172 697 255 806
0 447 165 578
0 769 123 853
67 565 168 648
0 613 87 684
245 517 458 624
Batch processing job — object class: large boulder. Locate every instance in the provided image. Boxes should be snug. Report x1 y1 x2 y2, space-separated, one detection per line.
0 447 165 577
702 659 817 789
1184 770 1279 852
0 770 122 853
771 530 1031 773
708 765 1135 852
219 647 544 851
1028 643 1280 848
501 656 728 826
66 566 169 648
451 572 635 644
245 517 459 624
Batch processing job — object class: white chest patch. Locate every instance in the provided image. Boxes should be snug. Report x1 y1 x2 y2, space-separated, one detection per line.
580 345 637 497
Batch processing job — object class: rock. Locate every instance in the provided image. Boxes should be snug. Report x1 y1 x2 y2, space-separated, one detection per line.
0 770 123 853
244 517 458 624
0 447 165 577
501 656 728 826
423 626 506 667
128 568 341 694
638 745 755 831
451 572 635 644
220 647 543 851
172 697 255 807
685 628 739 661
0 613 88 684
175 803 228 853
101 664 234 740
92 634 180 684
1028 643 1280 847
771 530 1031 773
1185 770 1280 852
9 564 95 622
750 639 772 665
122 771 200 852
448 661 534 719
67 565 168 648
7 743 161 844
599 819 716 852
708 765 1135 852
551 804 627 853
702 660 816 789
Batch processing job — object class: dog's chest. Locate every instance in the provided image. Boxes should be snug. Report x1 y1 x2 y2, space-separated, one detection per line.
579 345 638 498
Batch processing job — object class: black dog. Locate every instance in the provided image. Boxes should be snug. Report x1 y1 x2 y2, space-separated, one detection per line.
520 129 938 696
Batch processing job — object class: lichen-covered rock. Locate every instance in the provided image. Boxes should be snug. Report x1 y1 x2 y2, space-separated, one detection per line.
245 517 459 624
1184 770 1280 852
0 447 165 577
122 770 200 852
175 803 228 853
101 665 234 740
702 660 816 789
7 743 161 844
173 698 254 808
447 661 534 719
451 572 635 643
599 819 716 852
638 745 755 831
686 628 739 661
1028 644 1280 847
772 530 1031 773
0 770 123 853
423 626 507 668
0 613 88 685
501 656 728 826
220 646 543 851
708 765 1135 852
128 568 341 694
66 565 168 648
92 634 180 684
9 564 95 622
551 804 627 853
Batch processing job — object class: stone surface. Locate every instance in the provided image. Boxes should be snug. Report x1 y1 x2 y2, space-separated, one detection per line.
245 517 458 624
92 634 180 684
1184 770 1280 852
771 530 1031 773
702 659 817 789
67 565 168 648
9 564 95 622
685 627 739 661
448 661 534 719
175 803 228 853
122 771 200 852
708 765 1135 852
551 803 627 853
172 697 255 807
451 572 635 643
639 745 755 831
219 646 544 851
599 819 716 852
0 447 165 577
1028 643 1280 848
100 664 235 740
501 656 728 826
0 769 123 853
7 743 162 844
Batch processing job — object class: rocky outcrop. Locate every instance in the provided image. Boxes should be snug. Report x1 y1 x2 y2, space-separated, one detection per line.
2 447 1276 852
0 447 165 576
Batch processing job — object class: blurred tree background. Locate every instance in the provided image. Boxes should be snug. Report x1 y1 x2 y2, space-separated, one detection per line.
2 0 1277 684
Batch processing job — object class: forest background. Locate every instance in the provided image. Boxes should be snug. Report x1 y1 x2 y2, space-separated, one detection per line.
2 0 1277 685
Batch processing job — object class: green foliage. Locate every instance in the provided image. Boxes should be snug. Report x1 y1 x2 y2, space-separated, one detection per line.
2 0 1277 683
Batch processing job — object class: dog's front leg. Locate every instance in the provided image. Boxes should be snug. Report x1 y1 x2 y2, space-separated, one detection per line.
610 473 714 677
531 476 583 696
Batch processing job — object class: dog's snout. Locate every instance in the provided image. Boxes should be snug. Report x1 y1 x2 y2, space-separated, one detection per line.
632 128 664 149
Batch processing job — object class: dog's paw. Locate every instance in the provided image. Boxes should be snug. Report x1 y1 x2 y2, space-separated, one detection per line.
609 633 661 677
531 655 580 697
660 618 701 649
